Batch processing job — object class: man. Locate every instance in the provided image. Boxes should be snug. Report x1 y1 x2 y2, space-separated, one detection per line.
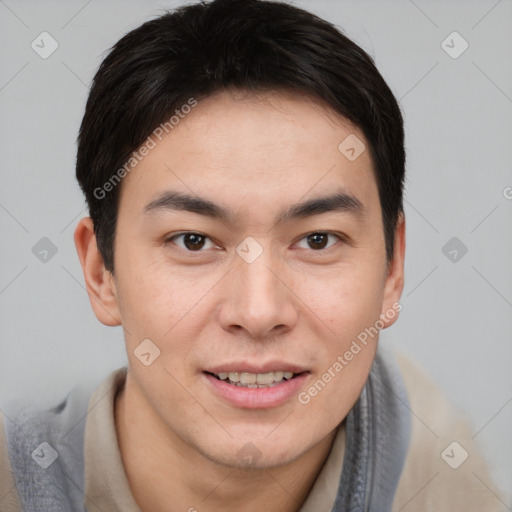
0 0 505 510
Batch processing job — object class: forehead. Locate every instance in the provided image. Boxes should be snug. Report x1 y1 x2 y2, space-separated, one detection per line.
118 89 379 220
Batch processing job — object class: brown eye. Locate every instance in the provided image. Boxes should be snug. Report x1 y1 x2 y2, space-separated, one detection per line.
167 232 215 252
307 233 329 250
297 232 341 251
183 233 206 250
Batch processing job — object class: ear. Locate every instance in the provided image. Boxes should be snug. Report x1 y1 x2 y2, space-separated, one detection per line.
73 217 121 326
379 213 406 328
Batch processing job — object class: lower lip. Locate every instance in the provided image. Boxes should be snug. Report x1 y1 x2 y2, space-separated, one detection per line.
203 372 309 409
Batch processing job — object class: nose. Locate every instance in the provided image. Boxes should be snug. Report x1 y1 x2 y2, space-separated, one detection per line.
218 244 298 340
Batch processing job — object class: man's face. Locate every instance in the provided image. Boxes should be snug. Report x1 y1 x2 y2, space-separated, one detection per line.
101 89 403 468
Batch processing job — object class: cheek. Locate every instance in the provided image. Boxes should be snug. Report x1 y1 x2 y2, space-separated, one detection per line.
113 260 218 393
297 276 382 424
298 263 385 336
114 254 201 337
297 265 384 394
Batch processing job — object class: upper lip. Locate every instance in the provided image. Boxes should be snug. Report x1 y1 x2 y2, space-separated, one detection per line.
204 362 308 374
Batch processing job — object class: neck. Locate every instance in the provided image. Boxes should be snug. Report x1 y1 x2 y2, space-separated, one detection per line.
115 372 338 512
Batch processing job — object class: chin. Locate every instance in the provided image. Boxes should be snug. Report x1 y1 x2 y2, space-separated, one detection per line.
199 436 306 470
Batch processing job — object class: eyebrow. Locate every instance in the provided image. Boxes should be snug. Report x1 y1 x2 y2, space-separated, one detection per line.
142 189 364 225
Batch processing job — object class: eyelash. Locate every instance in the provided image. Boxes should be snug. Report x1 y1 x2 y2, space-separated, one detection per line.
164 231 345 254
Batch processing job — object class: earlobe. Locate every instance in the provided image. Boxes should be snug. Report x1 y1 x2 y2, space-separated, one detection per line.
73 217 122 326
380 213 406 329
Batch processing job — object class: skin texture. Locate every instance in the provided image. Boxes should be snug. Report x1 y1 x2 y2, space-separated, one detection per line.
74 88 405 512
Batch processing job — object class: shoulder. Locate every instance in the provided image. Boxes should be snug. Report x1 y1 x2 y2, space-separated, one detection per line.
0 411 23 511
0 370 121 512
392 350 508 511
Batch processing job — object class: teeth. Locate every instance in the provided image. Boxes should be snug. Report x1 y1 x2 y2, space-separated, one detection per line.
240 372 257 384
212 370 297 387
256 372 274 385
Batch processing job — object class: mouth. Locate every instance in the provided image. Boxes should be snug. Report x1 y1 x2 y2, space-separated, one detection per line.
202 366 310 408
204 370 304 388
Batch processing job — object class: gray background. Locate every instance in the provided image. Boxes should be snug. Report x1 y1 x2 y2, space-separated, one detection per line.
1 0 511 502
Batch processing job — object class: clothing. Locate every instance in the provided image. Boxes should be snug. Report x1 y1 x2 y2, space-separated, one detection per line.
0 347 507 511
